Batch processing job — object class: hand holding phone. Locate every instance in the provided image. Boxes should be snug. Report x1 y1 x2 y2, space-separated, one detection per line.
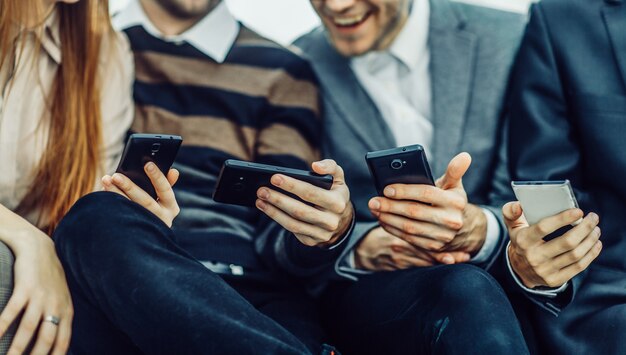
102 134 183 227
115 134 182 199
214 159 353 248
366 149 483 260
503 180 602 289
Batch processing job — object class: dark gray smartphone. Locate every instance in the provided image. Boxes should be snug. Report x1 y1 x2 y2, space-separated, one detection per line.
365 144 435 196
213 159 333 207
115 133 183 199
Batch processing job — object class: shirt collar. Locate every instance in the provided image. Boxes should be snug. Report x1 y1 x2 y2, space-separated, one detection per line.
113 0 239 63
26 8 62 64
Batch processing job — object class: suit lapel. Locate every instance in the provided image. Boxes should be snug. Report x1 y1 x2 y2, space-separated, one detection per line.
602 2 626 91
304 33 396 152
429 0 477 176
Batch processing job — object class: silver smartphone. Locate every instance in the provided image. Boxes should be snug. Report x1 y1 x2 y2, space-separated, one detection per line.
511 180 582 226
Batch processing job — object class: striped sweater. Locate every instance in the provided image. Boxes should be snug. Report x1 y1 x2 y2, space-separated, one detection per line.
124 25 344 281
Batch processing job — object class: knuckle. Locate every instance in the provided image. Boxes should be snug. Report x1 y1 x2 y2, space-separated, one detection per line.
421 187 433 200
269 193 281 205
287 223 302 234
526 255 541 268
292 208 307 220
324 217 340 232
405 204 420 219
440 231 455 243
535 223 548 236
452 197 466 210
304 190 317 203
563 235 579 249
570 247 585 261
401 221 418 235
331 199 347 214
21 319 38 333
443 216 463 230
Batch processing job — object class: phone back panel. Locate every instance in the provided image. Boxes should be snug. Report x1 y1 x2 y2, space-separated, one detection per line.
116 134 183 198
511 180 580 226
213 160 333 207
366 145 435 196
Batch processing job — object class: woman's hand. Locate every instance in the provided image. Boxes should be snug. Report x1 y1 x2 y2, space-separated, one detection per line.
102 162 180 227
0 211 73 355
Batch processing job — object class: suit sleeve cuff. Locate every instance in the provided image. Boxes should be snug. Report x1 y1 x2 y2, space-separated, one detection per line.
505 241 569 298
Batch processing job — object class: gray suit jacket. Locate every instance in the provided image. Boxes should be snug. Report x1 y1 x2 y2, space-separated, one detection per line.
295 0 526 279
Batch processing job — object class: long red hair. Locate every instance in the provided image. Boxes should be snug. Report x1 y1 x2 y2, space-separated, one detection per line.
0 0 113 234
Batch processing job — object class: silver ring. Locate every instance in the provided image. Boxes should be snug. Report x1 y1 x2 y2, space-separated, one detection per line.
43 315 60 326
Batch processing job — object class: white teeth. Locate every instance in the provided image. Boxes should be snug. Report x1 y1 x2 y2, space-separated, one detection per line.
333 13 367 26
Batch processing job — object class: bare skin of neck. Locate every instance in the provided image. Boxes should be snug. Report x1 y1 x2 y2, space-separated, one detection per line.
139 0 205 36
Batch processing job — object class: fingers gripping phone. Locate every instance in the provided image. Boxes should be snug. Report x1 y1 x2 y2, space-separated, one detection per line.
511 180 582 226
365 144 435 196
115 133 183 199
213 160 334 207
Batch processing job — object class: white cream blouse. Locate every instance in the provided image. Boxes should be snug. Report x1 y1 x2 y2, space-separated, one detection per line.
0 9 134 226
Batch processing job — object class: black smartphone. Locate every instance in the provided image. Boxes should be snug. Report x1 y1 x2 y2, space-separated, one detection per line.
115 133 183 199
213 159 334 207
365 144 435 196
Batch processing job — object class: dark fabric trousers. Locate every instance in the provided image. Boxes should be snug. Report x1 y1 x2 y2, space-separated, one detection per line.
321 265 530 355
54 192 329 355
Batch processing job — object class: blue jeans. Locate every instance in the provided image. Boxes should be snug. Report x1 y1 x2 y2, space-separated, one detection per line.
54 192 331 355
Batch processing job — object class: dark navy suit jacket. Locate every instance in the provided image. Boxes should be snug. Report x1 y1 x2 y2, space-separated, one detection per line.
507 0 626 352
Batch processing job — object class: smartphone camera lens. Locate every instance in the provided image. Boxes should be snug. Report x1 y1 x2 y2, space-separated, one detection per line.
151 143 161 155
390 159 404 170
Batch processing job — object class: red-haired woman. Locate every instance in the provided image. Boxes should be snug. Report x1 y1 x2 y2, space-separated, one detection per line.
0 0 133 353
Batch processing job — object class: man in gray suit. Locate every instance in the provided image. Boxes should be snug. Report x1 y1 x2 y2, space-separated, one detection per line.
296 0 534 353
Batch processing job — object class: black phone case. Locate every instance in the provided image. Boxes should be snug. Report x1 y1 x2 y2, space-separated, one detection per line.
213 160 334 207
115 134 183 199
365 145 435 196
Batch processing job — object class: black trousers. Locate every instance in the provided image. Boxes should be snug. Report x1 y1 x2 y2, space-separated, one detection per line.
54 192 330 355
321 265 530 355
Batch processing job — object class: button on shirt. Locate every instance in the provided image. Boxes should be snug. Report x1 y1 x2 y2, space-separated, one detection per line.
350 0 499 263
0 9 134 226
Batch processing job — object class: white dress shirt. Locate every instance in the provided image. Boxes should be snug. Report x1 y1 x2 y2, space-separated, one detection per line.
113 0 239 63
350 0 499 264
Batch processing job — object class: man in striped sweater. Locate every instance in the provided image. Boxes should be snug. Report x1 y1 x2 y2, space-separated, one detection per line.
53 1 353 354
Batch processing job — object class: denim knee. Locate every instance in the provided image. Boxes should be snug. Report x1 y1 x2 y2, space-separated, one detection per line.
54 191 158 264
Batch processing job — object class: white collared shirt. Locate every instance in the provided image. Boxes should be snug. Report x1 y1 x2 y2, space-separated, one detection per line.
351 0 432 158
350 0 500 264
113 0 239 63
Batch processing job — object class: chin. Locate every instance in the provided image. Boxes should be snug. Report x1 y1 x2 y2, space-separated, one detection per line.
333 40 374 57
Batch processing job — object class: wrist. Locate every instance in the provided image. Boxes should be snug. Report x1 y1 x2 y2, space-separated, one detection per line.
464 204 487 254
354 226 382 270
325 203 354 247
508 244 539 289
